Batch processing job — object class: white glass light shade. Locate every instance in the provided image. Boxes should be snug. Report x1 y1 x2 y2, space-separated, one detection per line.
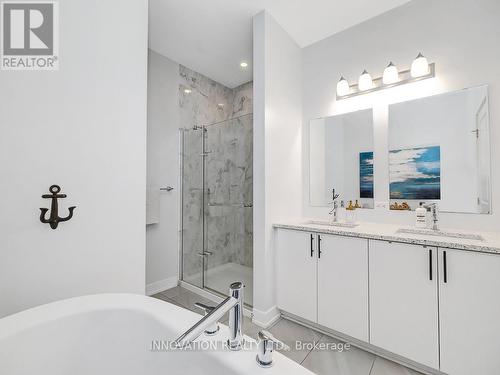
411 53 430 78
358 70 373 91
383 62 399 84
336 77 350 96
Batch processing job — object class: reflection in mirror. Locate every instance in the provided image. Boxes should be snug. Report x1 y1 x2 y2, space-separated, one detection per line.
388 85 490 214
310 109 374 208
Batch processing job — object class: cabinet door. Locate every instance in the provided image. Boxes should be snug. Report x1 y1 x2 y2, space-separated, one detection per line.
369 240 439 369
318 235 369 341
439 249 500 375
275 229 317 322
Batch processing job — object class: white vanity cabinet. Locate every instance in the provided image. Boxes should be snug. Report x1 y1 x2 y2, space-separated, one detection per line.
318 235 369 341
275 229 369 340
438 249 500 375
275 229 317 322
275 225 500 374
369 240 439 369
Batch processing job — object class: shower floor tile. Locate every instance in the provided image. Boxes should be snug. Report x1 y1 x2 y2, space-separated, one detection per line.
184 262 253 306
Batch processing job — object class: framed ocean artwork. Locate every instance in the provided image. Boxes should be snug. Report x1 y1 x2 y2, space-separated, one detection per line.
389 145 441 200
359 151 374 198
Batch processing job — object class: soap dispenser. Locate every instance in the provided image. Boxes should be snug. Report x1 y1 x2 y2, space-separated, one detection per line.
346 200 357 224
415 202 427 228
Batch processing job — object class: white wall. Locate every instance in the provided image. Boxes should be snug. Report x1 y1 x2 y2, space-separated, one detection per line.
302 0 500 231
146 50 180 295
253 11 303 326
0 0 148 317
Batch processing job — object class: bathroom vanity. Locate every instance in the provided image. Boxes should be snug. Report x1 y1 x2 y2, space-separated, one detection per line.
302 78 496 373
274 221 500 375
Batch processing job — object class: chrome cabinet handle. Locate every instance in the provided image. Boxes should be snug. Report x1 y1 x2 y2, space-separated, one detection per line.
310 234 314 257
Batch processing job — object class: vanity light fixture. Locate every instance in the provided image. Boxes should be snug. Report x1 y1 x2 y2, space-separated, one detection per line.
184 88 192 94
358 70 373 91
383 62 399 85
336 76 350 96
410 52 430 78
336 53 435 100
240 61 248 68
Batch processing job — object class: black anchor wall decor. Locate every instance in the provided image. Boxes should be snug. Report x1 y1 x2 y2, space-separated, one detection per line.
39 185 76 229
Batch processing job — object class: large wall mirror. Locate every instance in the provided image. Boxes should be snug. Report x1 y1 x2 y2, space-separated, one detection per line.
388 85 491 214
310 109 374 208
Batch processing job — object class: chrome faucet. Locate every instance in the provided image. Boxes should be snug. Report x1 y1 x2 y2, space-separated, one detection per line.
424 203 439 230
256 330 290 368
328 188 340 223
193 302 220 335
173 282 244 350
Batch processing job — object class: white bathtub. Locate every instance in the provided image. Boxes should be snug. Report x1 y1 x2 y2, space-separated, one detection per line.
0 294 313 375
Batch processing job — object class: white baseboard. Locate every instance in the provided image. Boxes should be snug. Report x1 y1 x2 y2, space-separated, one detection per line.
282 311 442 375
252 305 280 328
146 276 178 296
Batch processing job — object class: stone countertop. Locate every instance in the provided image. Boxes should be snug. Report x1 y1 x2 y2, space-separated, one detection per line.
273 220 500 255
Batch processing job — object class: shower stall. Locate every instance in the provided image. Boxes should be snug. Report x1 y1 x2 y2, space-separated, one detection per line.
180 113 253 306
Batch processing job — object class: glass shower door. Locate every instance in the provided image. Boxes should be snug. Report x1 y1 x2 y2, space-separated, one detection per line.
181 127 205 288
180 114 253 307
203 114 253 306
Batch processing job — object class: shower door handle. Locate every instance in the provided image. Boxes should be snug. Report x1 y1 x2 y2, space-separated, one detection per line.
197 251 213 257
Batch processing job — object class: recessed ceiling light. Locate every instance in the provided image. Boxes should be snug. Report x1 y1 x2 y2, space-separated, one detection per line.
240 61 248 68
184 88 192 94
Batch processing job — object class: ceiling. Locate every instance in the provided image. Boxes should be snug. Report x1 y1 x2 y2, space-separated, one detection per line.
149 0 410 88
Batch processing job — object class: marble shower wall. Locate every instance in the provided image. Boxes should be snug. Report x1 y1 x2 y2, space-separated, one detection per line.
205 114 253 271
180 65 253 282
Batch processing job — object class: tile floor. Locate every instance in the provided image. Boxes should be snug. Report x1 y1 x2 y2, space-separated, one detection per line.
183 262 254 306
152 286 424 375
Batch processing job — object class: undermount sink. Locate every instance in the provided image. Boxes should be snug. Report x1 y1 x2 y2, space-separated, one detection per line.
396 228 484 241
306 220 359 228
